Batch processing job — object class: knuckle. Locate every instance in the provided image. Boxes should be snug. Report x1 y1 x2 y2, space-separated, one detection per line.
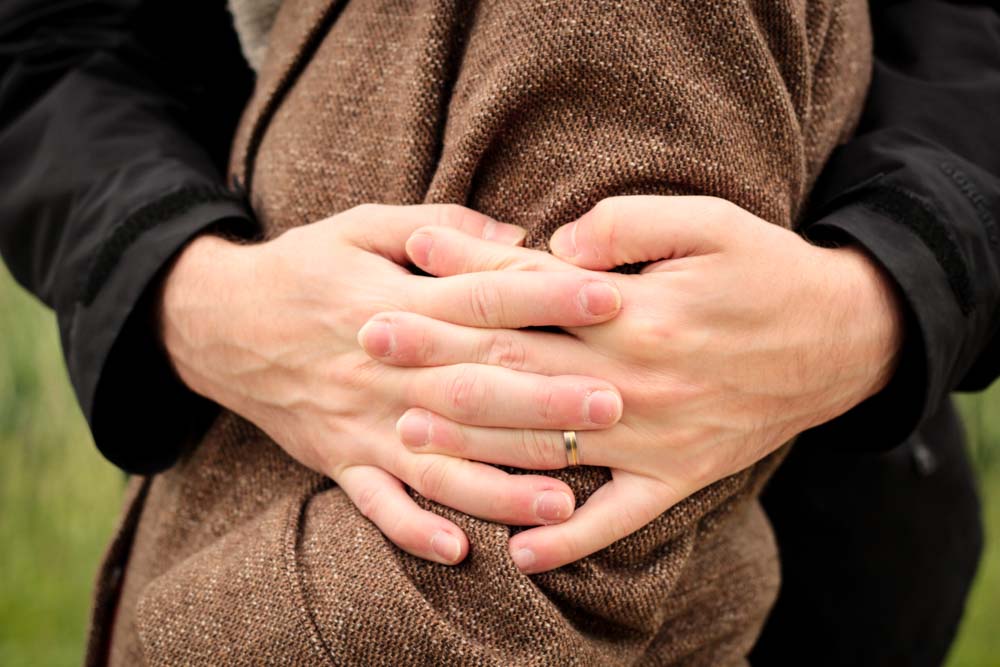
441 420 469 456
339 203 386 245
494 254 547 273
482 331 528 369
395 317 434 364
590 198 620 244
690 453 720 487
415 325 437 364
533 383 567 424
413 458 450 500
514 259 547 271
629 315 670 352
353 483 384 522
590 197 619 226
348 202 382 221
674 428 721 485
468 280 503 326
535 386 556 422
354 202 381 214
443 366 486 417
701 196 737 221
520 429 560 469
342 357 378 391
434 203 472 230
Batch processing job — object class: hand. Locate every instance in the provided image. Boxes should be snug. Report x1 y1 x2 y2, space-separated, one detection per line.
157 204 626 565
359 196 903 572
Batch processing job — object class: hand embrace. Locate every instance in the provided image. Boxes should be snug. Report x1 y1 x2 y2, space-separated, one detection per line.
158 204 626 565
360 196 903 572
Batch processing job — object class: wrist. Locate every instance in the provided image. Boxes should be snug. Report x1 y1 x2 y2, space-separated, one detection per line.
824 244 905 406
157 234 259 403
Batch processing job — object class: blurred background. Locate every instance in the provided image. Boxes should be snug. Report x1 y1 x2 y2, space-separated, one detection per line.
1 262 998 666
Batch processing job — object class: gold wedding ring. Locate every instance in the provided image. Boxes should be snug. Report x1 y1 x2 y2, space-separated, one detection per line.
563 430 580 467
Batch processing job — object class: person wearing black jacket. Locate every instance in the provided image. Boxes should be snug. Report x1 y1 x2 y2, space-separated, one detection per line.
0 1 997 665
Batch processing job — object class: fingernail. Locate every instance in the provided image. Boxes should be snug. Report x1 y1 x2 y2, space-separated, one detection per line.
511 547 537 573
578 281 621 316
431 531 462 564
357 319 395 357
534 491 574 523
549 222 577 257
586 390 622 425
408 232 434 266
396 410 432 448
483 220 527 245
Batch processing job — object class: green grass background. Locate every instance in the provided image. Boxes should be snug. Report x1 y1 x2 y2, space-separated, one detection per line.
1 264 998 666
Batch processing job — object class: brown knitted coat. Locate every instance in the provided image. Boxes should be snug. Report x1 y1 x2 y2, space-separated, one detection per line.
87 1 872 665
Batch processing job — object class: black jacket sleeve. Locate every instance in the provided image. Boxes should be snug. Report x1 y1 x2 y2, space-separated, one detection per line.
0 0 256 472
799 0 1000 450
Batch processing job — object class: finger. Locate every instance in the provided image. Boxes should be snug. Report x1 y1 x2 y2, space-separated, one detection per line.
406 225 571 276
395 409 637 471
405 363 623 429
549 196 733 270
407 270 621 329
389 450 577 526
507 472 682 574
337 464 470 565
338 203 526 264
357 311 595 374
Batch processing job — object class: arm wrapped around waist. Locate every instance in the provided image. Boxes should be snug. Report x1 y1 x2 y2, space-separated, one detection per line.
125 1 872 664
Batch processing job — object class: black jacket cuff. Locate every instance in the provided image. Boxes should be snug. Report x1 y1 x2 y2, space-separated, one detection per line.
66 190 256 474
802 197 964 451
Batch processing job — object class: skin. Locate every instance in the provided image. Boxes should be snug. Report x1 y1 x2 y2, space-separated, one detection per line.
359 195 904 573
159 203 625 565
161 196 902 573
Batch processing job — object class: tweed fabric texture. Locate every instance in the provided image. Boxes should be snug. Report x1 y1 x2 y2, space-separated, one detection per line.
92 1 872 665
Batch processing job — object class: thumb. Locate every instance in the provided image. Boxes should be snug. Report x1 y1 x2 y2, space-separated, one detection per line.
549 196 731 270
